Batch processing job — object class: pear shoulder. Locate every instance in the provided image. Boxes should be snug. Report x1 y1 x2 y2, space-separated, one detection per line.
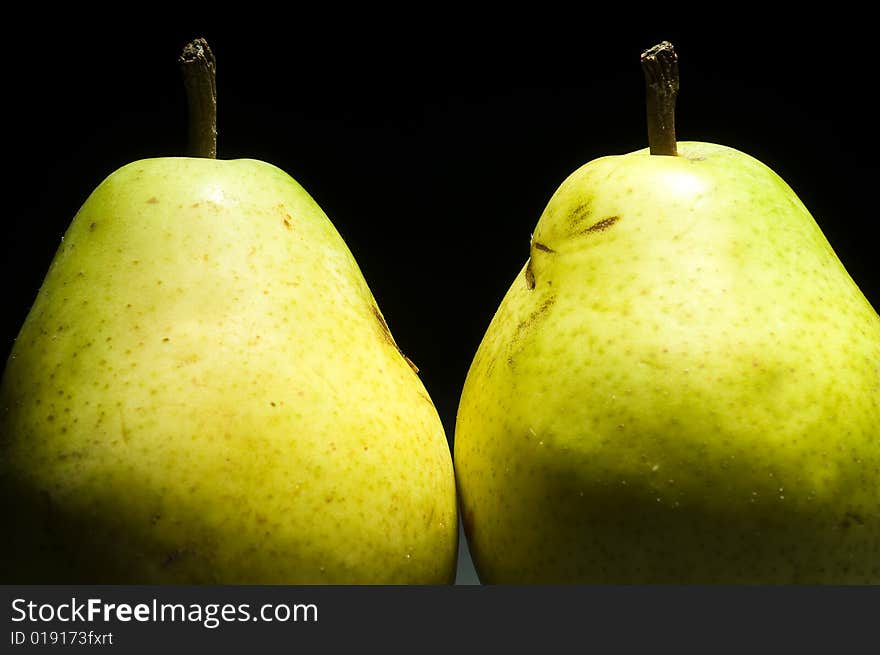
75 156 356 274
622 141 799 198
93 157 313 205
532 140 812 251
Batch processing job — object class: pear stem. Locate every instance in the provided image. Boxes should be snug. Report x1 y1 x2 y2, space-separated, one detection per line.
641 41 678 156
179 38 217 159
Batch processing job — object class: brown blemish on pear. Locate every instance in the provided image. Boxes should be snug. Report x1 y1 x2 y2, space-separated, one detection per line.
525 259 536 290
371 306 419 374
581 215 620 234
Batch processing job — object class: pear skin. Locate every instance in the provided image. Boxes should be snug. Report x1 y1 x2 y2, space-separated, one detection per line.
1 158 457 584
455 142 880 584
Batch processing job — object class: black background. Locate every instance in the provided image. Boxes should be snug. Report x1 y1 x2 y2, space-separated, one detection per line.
4 13 878 446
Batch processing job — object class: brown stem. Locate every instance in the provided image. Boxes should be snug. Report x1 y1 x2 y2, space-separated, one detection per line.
179 38 217 158
640 41 678 156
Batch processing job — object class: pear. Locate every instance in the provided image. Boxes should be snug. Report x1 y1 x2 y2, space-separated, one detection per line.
0 40 457 584
454 42 880 584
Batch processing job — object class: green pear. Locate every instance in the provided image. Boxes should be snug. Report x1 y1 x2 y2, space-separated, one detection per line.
0 160 456 584
454 46 880 584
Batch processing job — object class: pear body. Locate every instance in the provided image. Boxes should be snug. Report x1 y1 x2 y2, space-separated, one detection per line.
455 142 880 583
1 158 457 584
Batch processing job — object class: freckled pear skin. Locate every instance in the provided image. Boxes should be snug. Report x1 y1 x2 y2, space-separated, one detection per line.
454 142 880 584
0 157 457 584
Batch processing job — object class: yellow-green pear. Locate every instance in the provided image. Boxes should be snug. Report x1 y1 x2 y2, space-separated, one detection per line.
0 40 456 584
454 43 880 584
